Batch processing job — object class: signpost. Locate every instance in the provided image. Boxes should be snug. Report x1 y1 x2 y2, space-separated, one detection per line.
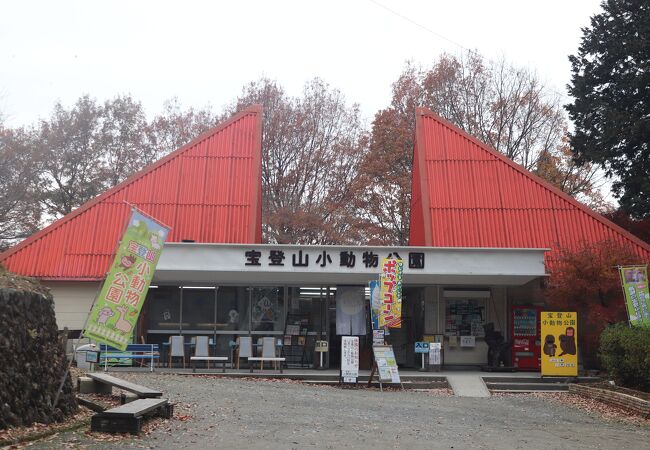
540 311 578 377
315 340 329 369
428 342 442 370
414 341 430 370
340 336 359 384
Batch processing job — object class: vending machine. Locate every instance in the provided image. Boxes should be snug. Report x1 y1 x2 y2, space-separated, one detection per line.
511 306 541 370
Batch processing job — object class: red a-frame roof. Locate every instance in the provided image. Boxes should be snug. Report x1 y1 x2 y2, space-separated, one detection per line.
0 105 263 280
409 108 650 263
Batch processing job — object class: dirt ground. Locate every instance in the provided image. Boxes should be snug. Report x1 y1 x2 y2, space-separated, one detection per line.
17 374 650 450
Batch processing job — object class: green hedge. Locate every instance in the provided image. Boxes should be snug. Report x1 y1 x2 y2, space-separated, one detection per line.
599 323 650 391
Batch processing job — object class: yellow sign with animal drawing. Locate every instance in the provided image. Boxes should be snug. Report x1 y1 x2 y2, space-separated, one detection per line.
541 311 578 377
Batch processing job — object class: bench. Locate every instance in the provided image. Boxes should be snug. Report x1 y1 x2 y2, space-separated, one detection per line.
87 373 163 398
248 357 286 373
91 398 172 434
99 344 159 372
190 356 229 372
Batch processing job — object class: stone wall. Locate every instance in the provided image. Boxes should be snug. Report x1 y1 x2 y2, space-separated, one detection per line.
569 384 650 418
0 287 77 429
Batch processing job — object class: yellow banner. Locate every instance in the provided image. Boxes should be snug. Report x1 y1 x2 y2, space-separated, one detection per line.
379 257 403 328
541 311 578 376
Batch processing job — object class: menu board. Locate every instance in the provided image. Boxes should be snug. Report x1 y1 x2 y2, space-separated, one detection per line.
372 345 401 383
341 336 359 382
445 298 485 337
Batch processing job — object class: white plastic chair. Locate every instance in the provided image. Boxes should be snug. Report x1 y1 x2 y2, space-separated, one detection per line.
261 337 278 370
194 336 210 357
169 335 185 368
236 336 253 369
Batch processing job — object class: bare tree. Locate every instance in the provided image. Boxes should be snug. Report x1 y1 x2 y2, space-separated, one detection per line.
0 123 42 250
225 78 369 244
359 53 603 245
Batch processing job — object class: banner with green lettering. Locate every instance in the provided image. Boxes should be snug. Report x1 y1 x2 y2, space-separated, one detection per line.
84 209 170 350
619 266 650 327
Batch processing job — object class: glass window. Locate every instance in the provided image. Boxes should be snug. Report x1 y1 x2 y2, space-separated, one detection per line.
444 298 486 337
217 287 249 331
146 286 181 331
251 287 285 332
181 288 216 331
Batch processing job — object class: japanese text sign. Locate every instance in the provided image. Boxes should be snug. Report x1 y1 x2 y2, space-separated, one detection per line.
373 345 401 383
84 210 169 350
379 257 403 328
414 342 430 353
540 311 578 377
341 336 359 382
619 266 650 327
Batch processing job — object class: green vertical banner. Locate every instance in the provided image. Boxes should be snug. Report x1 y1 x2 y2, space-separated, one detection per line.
619 266 650 327
84 209 170 350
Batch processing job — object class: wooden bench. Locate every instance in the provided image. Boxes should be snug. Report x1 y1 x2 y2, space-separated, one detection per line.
87 373 163 398
190 356 229 372
99 344 159 372
248 357 286 373
91 398 172 434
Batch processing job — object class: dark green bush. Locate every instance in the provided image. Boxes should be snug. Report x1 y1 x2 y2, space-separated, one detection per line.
599 323 650 391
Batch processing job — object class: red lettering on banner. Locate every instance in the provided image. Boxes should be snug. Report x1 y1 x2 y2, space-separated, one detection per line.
130 275 146 293
106 286 123 304
112 272 128 288
125 290 141 307
136 262 151 277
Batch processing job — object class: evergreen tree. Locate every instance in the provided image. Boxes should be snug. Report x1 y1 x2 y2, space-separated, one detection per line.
566 0 650 218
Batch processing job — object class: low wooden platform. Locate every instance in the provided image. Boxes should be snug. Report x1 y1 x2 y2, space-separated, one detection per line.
91 398 172 434
87 372 162 398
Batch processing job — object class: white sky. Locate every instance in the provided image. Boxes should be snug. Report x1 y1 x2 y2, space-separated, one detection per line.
1 0 603 128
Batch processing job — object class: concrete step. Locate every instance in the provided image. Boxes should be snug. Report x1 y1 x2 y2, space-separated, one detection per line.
485 382 569 392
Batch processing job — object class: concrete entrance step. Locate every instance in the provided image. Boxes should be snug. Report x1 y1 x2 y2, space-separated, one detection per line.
302 379 448 389
485 382 569 392
446 374 490 397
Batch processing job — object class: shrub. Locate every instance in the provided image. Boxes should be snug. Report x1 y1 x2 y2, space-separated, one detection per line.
599 323 650 391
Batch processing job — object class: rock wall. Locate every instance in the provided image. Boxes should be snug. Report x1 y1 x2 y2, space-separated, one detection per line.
0 287 77 429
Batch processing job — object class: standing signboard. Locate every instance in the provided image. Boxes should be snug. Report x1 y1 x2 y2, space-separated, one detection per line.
619 266 650 326
84 209 169 350
429 343 442 366
341 336 359 383
372 345 401 384
540 312 578 377
379 258 403 328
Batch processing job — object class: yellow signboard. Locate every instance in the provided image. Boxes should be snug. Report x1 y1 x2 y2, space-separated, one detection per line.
541 311 578 376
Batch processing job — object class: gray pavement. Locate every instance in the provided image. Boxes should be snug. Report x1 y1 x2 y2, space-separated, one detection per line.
27 373 650 449
445 373 491 397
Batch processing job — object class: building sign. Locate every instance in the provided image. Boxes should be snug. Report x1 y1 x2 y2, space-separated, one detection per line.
619 266 650 326
84 210 169 350
379 257 403 328
373 345 401 383
341 336 359 383
414 342 430 353
243 248 424 271
541 311 578 377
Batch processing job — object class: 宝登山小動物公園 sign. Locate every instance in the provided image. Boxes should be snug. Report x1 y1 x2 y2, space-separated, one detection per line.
541 312 577 377
83 210 169 351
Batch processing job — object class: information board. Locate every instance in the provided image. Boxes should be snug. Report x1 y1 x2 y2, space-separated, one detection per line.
372 345 401 383
341 336 359 382
541 311 578 377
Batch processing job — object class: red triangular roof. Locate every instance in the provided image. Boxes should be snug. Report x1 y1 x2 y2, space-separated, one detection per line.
0 105 263 280
409 108 650 262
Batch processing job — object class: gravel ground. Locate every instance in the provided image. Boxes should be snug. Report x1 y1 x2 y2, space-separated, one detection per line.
21 374 650 450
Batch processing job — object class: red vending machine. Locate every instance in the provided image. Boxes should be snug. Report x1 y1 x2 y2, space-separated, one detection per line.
511 306 541 370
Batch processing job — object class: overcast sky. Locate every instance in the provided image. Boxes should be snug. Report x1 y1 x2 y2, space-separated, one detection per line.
1 0 603 128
